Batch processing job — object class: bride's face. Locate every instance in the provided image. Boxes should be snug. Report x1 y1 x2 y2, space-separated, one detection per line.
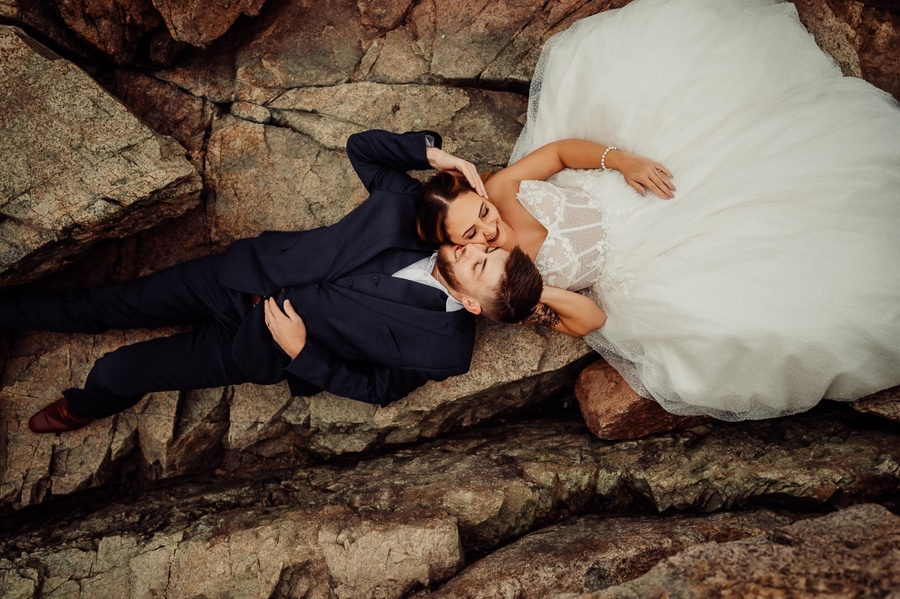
443 191 507 248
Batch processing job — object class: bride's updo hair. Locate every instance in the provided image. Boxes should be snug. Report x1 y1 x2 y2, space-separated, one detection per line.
416 171 474 247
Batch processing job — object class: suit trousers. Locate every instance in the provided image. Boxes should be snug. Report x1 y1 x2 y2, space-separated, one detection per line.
0 254 256 419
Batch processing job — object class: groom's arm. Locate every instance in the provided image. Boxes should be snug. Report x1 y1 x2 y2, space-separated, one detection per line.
347 129 441 194
263 297 469 405
286 338 465 406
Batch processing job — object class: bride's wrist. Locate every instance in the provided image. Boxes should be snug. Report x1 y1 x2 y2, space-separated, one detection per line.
600 146 619 171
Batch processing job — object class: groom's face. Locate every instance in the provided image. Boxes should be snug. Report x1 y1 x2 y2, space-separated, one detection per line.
436 243 508 310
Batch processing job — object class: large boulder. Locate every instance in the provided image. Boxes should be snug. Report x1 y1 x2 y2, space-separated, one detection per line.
0 26 200 286
575 360 711 440
45 0 266 64
152 0 267 47
51 0 164 64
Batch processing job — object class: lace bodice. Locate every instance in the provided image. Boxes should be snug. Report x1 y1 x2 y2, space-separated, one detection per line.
516 176 610 292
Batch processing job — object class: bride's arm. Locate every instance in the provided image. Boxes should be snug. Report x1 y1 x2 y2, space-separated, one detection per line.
525 285 607 337
487 139 675 201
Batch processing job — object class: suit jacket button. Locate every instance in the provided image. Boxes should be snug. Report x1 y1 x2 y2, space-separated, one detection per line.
372 276 380 284
346 279 353 287
315 282 322 289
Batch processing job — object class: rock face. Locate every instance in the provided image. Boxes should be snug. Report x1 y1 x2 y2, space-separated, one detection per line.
52 0 164 64
0 26 201 286
851 384 900 423
0 322 591 509
571 503 900 598
425 511 795 598
152 0 267 47
1 408 898 598
0 1 899 597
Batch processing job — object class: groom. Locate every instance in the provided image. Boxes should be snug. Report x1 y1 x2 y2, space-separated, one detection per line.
1 129 543 434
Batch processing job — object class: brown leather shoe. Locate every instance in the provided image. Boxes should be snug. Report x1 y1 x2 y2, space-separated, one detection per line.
28 397 93 434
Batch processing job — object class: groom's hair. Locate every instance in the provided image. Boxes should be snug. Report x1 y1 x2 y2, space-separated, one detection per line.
481 246 544 324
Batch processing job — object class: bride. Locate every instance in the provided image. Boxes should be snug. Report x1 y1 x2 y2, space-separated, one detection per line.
416 0 900 420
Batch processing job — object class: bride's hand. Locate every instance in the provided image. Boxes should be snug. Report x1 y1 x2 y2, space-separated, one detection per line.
426 147 489 198
611 150 675 199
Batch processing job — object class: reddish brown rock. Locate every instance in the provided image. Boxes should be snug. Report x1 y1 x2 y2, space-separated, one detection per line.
53 0 163 64
851 384 900 423
575 360 710 440
0 0 96 60
151 0 266 47
111 69 219 166
794 0 900 99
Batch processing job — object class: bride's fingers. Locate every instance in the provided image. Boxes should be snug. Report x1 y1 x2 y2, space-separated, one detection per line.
650 170 675 199
656 165 674 179
651 180 674 199
643 176 669 199
459 163 488 198
627 180 648 196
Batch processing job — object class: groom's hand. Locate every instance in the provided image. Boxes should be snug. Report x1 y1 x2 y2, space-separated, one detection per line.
426 147 488 199
264 297 307 359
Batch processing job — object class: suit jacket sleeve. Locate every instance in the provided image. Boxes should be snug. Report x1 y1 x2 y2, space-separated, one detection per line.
286 337 465 406
219 129 442 294
347 129 443 194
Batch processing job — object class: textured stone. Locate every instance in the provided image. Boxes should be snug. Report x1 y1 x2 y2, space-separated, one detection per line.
426 511 793 598
803 0 900 99
0 503 461 599
111 69 219 166
53 0 163 64
205 113 361 244
151 0 620 102
575 360 711 440
851 384 900 423
301 408 900 545
0 26 201 286
0 316 590 507
0 327 217 508
794 0 864 77
231 0 365 103
0 0 95 60
152 0 266 47
1 411 898 598
305 322 591 456
570 503 900 598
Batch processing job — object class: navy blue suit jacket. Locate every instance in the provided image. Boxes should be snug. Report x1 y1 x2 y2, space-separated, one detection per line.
219 130 476 405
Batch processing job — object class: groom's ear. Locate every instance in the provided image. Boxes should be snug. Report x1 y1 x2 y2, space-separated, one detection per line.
461 296 483 315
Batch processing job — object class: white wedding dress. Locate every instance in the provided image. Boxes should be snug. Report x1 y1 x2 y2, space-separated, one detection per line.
511 0 900 420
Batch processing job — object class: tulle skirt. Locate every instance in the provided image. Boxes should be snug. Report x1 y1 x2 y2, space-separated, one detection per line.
512 0 900 420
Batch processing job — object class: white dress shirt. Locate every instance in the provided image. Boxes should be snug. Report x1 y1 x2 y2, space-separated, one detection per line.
392 252 464 312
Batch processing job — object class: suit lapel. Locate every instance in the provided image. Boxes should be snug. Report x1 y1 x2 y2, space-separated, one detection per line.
328 279 464 335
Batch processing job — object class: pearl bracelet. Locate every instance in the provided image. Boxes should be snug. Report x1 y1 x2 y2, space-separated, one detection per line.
601 145 617 170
